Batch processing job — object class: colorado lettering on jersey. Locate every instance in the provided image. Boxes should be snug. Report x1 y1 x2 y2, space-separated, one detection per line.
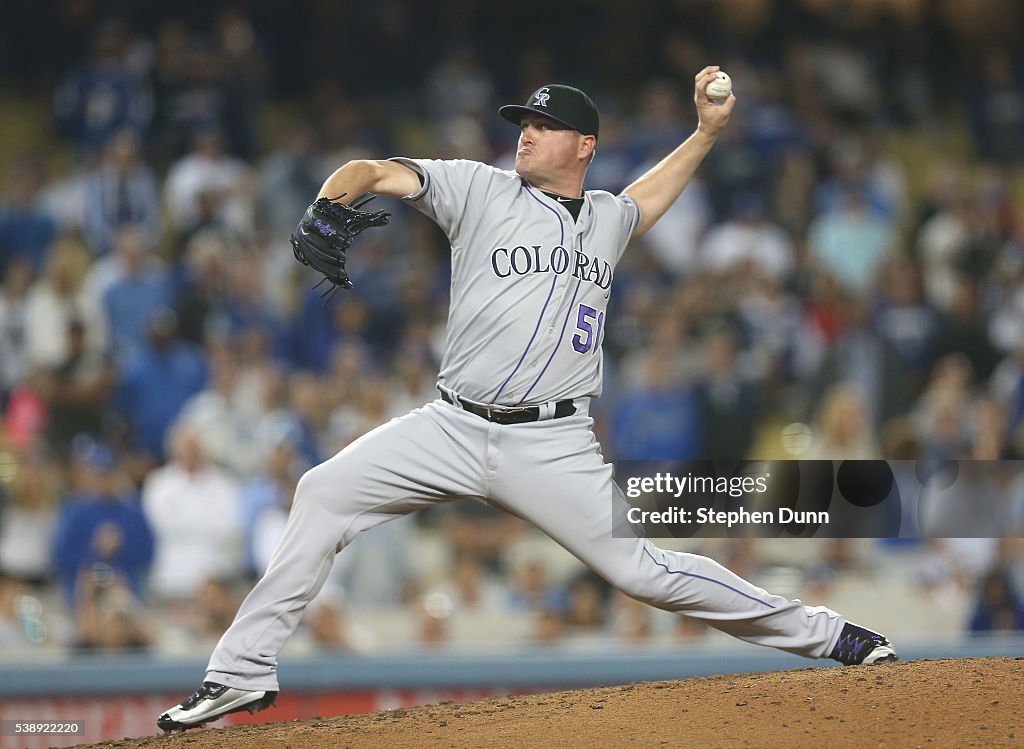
491 245 612 289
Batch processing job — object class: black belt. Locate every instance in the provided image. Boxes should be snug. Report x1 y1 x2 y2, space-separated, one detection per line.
440 389 575 425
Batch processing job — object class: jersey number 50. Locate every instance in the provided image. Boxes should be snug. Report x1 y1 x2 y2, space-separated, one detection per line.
572 304 605 355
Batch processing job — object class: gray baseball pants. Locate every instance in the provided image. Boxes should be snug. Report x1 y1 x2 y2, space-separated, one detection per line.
206 399 844 691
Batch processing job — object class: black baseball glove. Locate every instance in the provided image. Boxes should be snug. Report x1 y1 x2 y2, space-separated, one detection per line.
289 192 390 293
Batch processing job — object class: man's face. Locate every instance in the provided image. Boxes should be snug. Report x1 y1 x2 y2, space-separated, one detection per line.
514 114 588 186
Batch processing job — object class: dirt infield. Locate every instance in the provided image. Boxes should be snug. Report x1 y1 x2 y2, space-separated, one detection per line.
72 657 1021 749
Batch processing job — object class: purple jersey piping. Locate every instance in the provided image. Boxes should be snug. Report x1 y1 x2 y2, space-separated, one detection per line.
643 546 777 609
490 188 565 402
624 192 640 234
520 276 581 403
519 202 591 403
392 157 430 201
416 168 431 200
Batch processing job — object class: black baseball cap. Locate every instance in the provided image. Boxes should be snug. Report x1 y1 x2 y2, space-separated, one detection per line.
499 84 600 139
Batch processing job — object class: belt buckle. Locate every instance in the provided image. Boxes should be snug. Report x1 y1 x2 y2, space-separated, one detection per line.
487 404 512 423
486 404 518 424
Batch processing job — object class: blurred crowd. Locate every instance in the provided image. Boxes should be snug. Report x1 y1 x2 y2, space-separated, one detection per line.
1 0 1024 657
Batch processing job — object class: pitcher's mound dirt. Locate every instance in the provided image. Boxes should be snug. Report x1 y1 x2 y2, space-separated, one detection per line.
76 657 1021 749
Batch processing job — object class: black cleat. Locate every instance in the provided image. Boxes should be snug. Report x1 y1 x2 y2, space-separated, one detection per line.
830 622 899 665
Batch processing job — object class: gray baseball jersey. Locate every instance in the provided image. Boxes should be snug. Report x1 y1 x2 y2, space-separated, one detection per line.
202 159 850 694
391 157 638 406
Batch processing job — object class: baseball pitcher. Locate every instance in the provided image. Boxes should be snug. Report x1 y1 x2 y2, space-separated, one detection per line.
158 67 897 731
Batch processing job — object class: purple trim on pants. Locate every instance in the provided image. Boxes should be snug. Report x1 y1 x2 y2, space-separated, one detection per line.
642 546 777 609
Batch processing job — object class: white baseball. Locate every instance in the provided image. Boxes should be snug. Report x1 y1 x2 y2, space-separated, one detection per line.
706 71 732 101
